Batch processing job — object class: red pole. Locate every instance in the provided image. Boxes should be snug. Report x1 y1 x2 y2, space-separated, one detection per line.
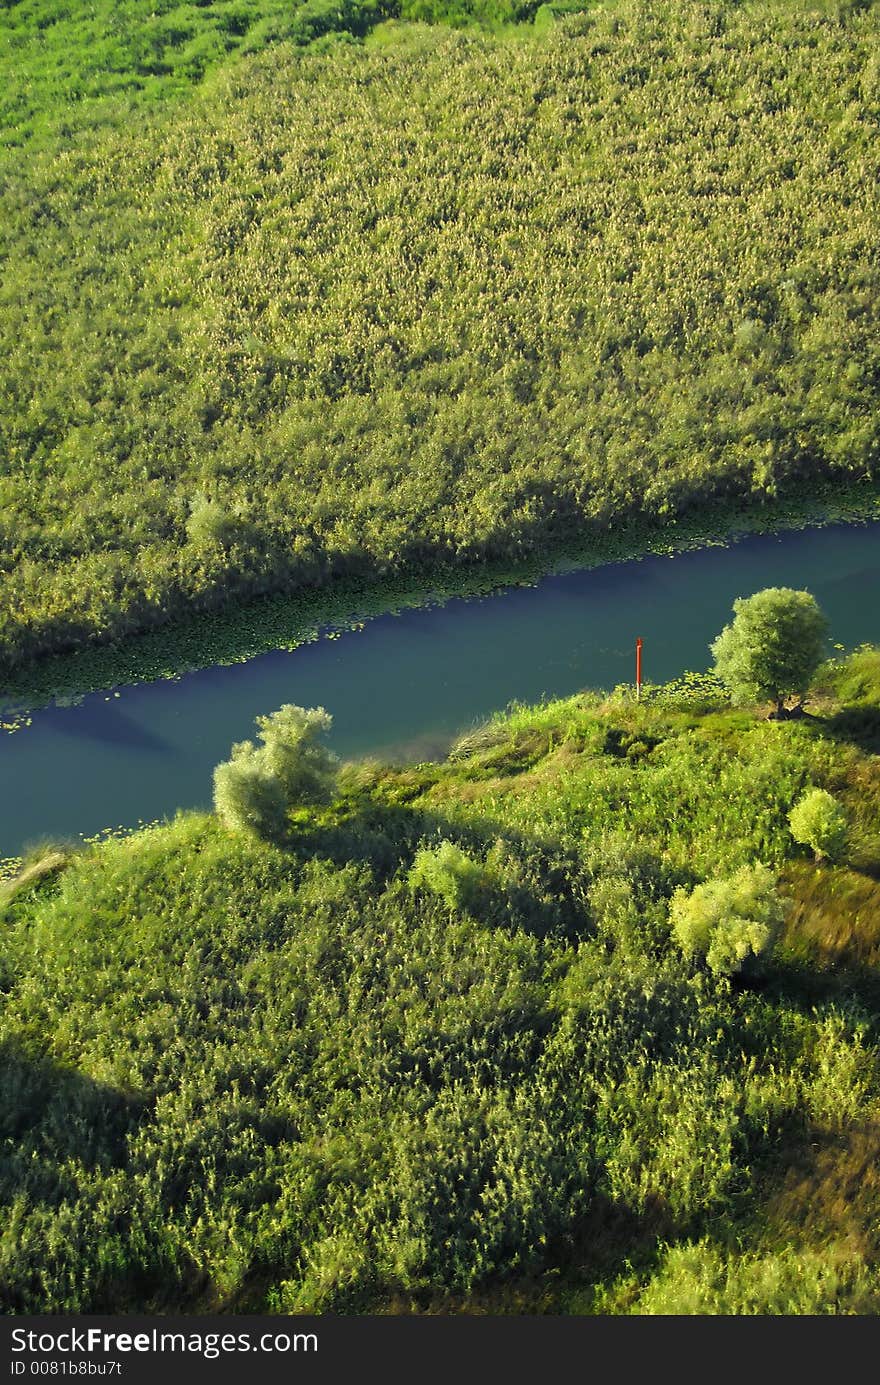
636 637 643 700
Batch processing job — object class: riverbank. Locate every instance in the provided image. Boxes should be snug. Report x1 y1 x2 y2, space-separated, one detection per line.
1 493 878 859
2 648 879 1313
3 0 879 695
3 476 879 718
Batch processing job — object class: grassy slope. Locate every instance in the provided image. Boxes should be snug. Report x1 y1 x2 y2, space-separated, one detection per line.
1 0 879 674
0 0 543 154
2 648 879 1314
0 0 296 152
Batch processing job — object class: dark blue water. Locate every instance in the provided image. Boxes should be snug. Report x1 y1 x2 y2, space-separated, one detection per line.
2 520 878 856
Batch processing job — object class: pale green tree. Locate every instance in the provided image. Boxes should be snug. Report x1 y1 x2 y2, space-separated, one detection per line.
213 704 337 841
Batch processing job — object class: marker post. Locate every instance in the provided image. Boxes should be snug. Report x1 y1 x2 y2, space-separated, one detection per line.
636 637 643 700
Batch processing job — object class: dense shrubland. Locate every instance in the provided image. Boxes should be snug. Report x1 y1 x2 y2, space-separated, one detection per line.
1 0 879 674
2 648 879 1313
0 0 547 155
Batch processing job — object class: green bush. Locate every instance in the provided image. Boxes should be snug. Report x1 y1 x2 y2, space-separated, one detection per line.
407 840 485 911
212 753 288 841
212 704 337 840
254 704 337 804
669 863 785 976
788 788 849 863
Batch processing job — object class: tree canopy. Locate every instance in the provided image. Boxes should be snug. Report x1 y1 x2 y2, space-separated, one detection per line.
711 588 829 716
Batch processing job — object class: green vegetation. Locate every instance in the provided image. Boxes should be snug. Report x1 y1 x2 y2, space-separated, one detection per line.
213 704 337 841
668 863 785 977
711 588 830 717
407 839 486 912
629 1238 876 1316
1 0 879 679
2 646 880 1314
2 0 880 1317
789 788 850 864
0 0 550 156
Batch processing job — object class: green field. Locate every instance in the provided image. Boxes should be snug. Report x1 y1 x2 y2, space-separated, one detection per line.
1 0 878 677
2 647 880 1312
4 0 880 1317
0 0 546 154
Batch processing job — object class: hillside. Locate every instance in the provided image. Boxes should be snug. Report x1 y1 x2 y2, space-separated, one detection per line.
1 0 879 675
2 647 879 1313
0 0 541 155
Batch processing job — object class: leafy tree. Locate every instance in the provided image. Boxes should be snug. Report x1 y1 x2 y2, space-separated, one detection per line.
407 840 485 911
711 588 829 717
254 704 337 803
213 704 337 840
669 863 785 977
789 788 848 863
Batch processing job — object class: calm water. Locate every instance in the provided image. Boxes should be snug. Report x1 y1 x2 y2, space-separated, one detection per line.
2 520 878 857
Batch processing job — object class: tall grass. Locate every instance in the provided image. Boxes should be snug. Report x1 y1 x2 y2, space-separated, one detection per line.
1 0 879 672
2 655 879 1312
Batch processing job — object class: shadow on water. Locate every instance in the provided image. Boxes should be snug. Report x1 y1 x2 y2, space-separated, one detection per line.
41 701 174 754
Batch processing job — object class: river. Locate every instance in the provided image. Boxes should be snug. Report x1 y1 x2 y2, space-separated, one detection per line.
1 519 878 857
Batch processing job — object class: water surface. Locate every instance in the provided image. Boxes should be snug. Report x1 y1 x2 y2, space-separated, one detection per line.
2 521 878 857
